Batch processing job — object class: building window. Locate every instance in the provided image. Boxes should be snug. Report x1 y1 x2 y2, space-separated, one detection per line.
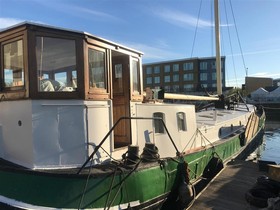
173 64 179 72
211 61 216 69
173 85 179 92
153 112 165 134
212 83 217 88
164 65 170 73
3 40 24 89
154 76 160 84
173 74 179 82
154 66 160 74
146 66 152 74
36 36 77 92
212 72 223 81
212 72 216 81
200 73 208 81
164 75 170 83
201 84 208 88
177 112 187 131
146 77 152 84
164 86 170 92
183 84 194 92
200 62 207 70
183 73 193 81
183 62 193 71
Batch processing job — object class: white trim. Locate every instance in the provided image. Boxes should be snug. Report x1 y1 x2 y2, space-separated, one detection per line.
0 195 140 210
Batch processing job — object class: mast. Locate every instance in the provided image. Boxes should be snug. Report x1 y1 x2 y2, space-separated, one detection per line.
214 0 222 95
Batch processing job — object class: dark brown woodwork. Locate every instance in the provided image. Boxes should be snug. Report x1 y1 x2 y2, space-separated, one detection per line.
112 53 131 148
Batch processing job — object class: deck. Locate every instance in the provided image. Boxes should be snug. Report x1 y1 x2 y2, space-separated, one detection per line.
189 160 267 210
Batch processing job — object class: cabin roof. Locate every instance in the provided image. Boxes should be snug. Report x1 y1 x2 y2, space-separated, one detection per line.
0 21 144 55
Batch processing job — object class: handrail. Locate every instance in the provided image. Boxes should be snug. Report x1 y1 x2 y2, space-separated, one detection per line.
77 116 180 174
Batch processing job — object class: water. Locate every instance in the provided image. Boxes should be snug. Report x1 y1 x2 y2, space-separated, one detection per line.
259 120 280 164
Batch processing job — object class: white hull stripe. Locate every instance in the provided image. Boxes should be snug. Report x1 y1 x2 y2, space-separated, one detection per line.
0 195 140 210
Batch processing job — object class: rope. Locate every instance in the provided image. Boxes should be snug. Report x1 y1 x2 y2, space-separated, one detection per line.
78 157 94 210
190 0 203 58
105 160 142 210
141 145 160 162
103 165 120 210
229 0 248 76
223 0 238 88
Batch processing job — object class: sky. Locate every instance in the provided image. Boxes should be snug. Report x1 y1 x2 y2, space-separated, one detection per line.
1 0 280 87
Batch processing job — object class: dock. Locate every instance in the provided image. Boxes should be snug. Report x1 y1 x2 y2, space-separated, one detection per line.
189 160 267 210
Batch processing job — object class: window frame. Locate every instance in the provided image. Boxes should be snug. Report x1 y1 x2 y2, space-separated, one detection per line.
183 73 194 81
183 62 193 71
154 76 160 84
85 44 110 100
164 75 170 83
1 36 26 92
153 112 165 134
173 64 179 72
177 112 187 132
36 36 78 93
164 65 170 73
173 74 179 82
183 84 194 92
28 30 83 99
154 65 160 74
200 62 208 70
0 26 29 100
200 73 208 81
146 66 152 74
130 56 143 101
88 46 108 93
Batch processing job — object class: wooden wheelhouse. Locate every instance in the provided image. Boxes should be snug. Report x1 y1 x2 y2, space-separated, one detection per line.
0 22 143 168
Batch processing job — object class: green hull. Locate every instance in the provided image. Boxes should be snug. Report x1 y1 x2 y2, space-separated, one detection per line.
0 116 265 209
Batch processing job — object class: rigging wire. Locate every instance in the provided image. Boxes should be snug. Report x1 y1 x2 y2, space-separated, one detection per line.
223 0 238 87
229 0 248 76
211 0 214 57
190 0 203 58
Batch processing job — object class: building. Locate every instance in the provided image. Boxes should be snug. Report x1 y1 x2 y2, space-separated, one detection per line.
142 57 226 94
245 77 273 94
273 78 280 87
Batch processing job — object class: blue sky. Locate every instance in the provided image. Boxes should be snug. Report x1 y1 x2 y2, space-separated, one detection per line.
1 0 280 87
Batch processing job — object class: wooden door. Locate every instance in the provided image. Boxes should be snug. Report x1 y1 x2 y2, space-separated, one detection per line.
112 54 131 148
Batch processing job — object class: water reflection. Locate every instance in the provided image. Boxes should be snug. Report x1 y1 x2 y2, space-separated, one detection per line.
260 120 280 164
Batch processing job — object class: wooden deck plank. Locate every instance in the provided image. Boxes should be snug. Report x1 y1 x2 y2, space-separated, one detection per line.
189 160 267 210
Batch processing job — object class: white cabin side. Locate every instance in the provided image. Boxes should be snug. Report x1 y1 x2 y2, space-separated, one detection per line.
133 103 197 158
0 100 115 168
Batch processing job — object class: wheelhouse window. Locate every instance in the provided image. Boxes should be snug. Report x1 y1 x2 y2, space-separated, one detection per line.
153 112 165 134
3 40 24 89
36 36 77 92
177 112 187 131
88 48 107 91
132 58 140 95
